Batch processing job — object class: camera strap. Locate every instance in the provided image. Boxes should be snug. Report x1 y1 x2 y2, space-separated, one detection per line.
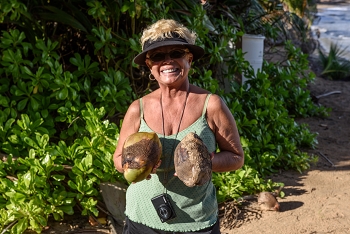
160 85 190 191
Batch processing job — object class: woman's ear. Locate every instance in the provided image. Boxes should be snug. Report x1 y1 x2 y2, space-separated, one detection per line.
187 53 193 64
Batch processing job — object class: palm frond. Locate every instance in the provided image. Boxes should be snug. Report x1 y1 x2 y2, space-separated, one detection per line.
319 42 350 79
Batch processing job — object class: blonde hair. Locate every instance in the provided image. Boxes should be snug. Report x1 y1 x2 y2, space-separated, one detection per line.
140 19 197 49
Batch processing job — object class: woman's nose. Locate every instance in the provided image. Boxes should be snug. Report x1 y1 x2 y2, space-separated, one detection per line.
163 53 173 61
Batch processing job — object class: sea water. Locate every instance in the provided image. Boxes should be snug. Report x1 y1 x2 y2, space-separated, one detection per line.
311 4 350 60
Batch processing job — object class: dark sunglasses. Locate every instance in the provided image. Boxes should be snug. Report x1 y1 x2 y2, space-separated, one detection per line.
147 49 189 62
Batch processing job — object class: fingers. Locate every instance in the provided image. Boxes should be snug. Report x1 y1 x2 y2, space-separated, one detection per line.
146 153 214 181
155 160 162 169
151 160 162 173
146 160 162 180
210 152 215 160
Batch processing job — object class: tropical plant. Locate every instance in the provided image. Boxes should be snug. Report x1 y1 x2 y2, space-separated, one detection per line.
319 42 350 80
206 0 316 42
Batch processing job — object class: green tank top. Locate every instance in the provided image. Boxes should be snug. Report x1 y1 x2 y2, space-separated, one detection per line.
124 94 218 232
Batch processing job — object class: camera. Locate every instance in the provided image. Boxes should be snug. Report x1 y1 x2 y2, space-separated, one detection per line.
151 194 176 223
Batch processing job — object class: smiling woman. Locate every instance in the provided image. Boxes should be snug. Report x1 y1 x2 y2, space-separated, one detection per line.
145 44 193 86
113 19 244 234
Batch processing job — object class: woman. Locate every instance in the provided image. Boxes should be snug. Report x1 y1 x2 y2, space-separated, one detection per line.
113 19 244 234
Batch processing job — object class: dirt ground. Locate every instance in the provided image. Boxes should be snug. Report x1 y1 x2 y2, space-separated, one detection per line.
220 54 350 234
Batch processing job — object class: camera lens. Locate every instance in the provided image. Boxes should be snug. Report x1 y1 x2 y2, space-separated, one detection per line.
158 204 172 219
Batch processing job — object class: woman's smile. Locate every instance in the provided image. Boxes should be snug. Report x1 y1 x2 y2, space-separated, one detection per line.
161 68 179 73
159 65 182 80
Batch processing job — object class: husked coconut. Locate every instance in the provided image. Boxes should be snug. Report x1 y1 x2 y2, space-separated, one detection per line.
257 192 280 211
174 132 212 187
122 132 162 183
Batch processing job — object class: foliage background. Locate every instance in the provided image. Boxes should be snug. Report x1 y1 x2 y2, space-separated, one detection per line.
0 0 329 233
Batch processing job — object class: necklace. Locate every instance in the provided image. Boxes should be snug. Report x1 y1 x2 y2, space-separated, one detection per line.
160 86 190 187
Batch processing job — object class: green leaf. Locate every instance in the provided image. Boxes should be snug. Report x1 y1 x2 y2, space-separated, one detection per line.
54 78 64 86
67 180 77 190
30 97 39 110
94 41 104 51
52 174 65 181
53 212 63 221
58 88 68 100
59 205 74 215
23 170 33 189
24 137 38 149
39 6 87 32
17 98 28 110
35 214 47 226
29 218 40 231
12 217 29 234
21 66 34 76
92 168 104 179
41 109 49 118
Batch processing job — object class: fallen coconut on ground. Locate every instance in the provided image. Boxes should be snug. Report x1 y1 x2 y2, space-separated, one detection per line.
174 132 212 187
122 132 162 183
257 191 280 211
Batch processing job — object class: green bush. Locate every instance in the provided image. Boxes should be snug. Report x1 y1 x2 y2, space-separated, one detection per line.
209 39 329 202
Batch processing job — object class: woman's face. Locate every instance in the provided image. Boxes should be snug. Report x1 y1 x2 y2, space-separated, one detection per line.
146 45 193 85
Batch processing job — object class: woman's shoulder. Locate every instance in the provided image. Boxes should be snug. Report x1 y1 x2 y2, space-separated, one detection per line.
207 93 223 102
189 84 209 94
128 90 159 108
128 91 161 117
138 90 161 108
206 93 228 114
125 99 141 117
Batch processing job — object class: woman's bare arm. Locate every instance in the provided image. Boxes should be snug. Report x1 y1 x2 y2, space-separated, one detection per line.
113 100 141 173
207 95 244 172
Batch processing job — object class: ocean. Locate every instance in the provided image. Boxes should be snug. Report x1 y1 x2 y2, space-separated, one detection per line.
311 2 350 60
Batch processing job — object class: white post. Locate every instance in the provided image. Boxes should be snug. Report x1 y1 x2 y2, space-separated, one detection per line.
242 34 265 85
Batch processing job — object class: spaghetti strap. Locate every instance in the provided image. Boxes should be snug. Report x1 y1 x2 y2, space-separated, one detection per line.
201 94 212 117
139 98 144 119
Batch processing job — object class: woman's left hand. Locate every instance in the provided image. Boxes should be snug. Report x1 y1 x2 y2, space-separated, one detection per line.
146 160 162 180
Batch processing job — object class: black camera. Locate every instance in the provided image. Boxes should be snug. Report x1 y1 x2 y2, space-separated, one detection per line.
151 194 176 223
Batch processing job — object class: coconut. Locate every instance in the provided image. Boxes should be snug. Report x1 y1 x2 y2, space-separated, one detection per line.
174 132 212 187
122 132 162 183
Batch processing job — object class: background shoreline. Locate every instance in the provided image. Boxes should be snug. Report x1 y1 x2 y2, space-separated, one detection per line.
312 0 350 60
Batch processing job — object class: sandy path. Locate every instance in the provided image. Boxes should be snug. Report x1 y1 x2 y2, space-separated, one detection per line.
221 69 350 234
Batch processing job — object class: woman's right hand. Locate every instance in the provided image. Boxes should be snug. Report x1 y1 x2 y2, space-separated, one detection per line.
131 160 162 183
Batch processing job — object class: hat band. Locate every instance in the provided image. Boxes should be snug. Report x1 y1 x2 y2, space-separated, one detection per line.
143 35 189 51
